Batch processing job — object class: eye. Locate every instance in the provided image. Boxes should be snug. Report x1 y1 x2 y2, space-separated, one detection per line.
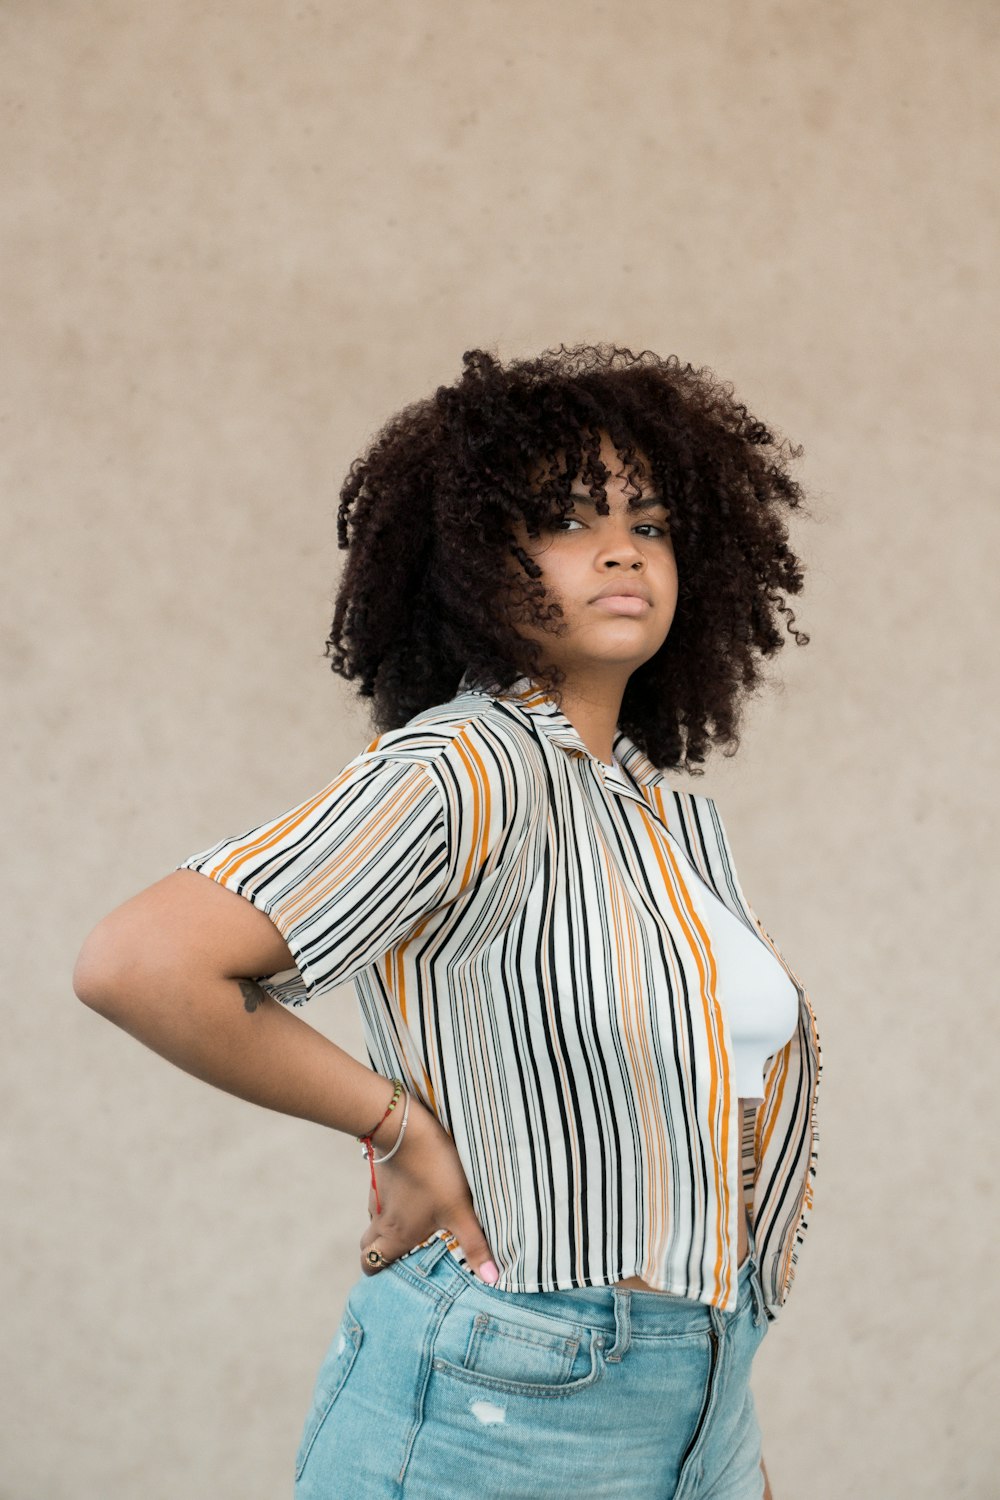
548 516 671 540
550 516 670 537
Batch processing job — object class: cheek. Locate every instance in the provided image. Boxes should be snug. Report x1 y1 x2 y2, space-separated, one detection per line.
516 539 567 590
658 561 681 620
654 547 679 586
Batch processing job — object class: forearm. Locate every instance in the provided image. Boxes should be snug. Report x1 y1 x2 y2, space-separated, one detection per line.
761 1454 773 1499
76 961 401 1145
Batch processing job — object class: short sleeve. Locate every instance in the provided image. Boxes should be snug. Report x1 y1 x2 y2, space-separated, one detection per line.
176 754 451 1005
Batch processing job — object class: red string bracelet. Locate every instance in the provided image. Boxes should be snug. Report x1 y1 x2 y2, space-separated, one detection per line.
357 1078 404 1215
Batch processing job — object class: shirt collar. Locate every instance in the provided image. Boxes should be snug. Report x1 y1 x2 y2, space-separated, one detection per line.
457 668 666 800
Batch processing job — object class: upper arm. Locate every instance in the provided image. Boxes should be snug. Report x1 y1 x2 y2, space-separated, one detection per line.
177 754 451 1004
73 867 295 1005
76 752 452 1008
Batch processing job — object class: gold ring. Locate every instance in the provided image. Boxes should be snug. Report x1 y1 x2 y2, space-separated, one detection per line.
366 1247 389 1268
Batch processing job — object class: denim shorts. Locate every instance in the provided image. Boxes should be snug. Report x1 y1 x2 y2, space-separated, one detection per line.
294 1228 769 1500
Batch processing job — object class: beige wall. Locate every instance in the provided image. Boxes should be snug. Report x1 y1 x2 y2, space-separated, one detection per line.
4 3 997 1496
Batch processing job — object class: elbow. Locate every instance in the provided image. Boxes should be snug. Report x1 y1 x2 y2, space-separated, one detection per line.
72 926 127 1016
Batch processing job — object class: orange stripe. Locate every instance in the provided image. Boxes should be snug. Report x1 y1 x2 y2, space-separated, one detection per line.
639 804 733 1304
759 1043 790 1169
602 847 671 1277
375 950 439 1114
749 916 794 1166
454 730 491 889
275 774 431 931
202 767 361 881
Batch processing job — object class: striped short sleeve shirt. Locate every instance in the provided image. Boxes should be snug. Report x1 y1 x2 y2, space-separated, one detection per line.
177 673 822 1319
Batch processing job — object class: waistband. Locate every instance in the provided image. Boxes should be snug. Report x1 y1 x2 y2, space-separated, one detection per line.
393 1232 763 1336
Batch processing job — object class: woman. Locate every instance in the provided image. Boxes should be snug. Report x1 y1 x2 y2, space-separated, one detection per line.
74 345 821 1499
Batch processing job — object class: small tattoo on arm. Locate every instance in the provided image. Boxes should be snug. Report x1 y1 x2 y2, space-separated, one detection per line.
239 979 268 1013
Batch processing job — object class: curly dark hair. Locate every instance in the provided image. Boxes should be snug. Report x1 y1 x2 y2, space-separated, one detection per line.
325 344 811 774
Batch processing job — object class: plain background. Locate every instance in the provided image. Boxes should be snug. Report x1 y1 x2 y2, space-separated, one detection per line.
3 3 998 1497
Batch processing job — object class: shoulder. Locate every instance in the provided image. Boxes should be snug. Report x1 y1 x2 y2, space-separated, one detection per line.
362 687 546 786
359 689 543 874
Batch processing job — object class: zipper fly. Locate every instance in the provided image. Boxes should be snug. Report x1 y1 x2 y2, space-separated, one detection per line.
679 1326 720 1467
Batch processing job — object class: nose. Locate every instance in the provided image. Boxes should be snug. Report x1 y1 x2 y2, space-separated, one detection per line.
598 527 646 568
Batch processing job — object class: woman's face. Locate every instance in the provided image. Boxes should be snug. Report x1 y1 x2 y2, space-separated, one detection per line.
508 431 679 684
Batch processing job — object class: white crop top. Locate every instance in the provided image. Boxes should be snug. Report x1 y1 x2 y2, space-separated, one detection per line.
599 752 798 1103
697 878 799 1101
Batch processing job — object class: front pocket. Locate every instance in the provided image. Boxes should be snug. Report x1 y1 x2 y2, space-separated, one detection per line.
467 1309 582 1383
432 1307 604 1398
294 1303 363 1480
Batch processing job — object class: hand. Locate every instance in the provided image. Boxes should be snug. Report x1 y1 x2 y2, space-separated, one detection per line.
358 1094 499 1285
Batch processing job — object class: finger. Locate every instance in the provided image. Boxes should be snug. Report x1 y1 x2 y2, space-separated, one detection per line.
447 1210 500 1285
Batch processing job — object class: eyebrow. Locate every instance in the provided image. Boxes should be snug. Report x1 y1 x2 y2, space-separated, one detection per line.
566 491 669 513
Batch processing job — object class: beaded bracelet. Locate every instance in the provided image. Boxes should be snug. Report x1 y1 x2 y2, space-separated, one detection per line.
357 1077 406 1216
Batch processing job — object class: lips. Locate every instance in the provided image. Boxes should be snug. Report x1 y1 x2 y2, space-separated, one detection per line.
591 594 649 615
591 582 651 603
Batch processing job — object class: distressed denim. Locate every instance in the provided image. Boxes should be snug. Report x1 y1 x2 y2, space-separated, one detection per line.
294 1227 769 1500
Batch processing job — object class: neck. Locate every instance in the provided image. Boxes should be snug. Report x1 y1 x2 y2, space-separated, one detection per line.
549 673 627 764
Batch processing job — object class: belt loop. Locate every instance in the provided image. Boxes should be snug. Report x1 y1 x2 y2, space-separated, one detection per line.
605 1287 632 1362
404 1233 451 1279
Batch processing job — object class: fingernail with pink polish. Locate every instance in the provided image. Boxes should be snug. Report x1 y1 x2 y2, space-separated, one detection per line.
478 1260 499 1284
